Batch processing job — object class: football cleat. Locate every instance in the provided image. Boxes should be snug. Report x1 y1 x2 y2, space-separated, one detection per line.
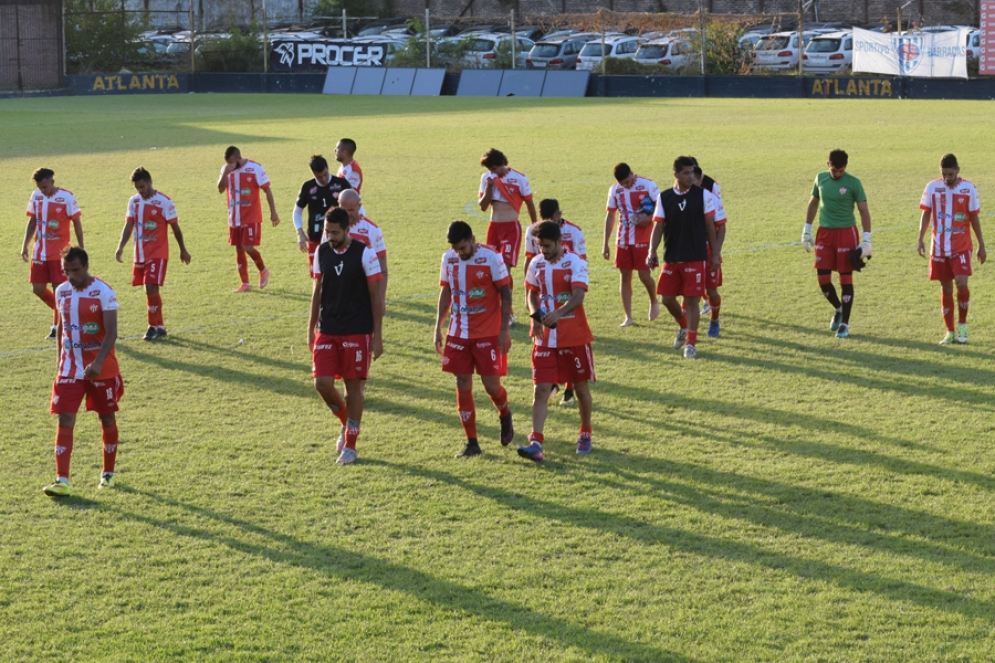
233 284 252 293
939 331 955 345
259 267 270 289
336 448 357 464
336 425 346 452
560 388 575 406
43 480 71 497
707 318 720 338
499 412 514 446
99 473 115 489
835 324 850 339
576 437 593 455
830 309 843 332
46 325 58 340
956 323 968 344
700 299 711 315
684 344 697 359
143 326 158 341
517 440 544 461
455 440 482 458
673 329 687 349
546 384 560 404
155 327 167 340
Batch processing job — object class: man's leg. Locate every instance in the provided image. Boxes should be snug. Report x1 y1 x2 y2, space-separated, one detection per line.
573 380 593 454
661 295 688 349
99 412 119 487
706 287 722 337
481 374 513 446
235 247 250 289
342 378 365 453
838 272 854 336
44 411 77 496
519 383 553 460
243 243 268 289
619 269 634 326
818 269 844 331
454 373 480 456
637 268 659 321
144 282 164 339
955 274 970 342
315 376 349 452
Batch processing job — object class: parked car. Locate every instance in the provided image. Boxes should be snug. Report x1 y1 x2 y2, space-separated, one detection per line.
802 30 853 73
526 32 597 70
633 37 697 70
575 34 641 71
350 36 409 65
966 28 980 60
751 30 833 70
448 32 534 68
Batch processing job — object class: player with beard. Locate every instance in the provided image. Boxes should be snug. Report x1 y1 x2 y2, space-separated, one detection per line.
293 154 352 274
218 146 280 293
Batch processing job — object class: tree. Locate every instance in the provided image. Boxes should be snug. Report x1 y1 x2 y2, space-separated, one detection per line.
65 0 146 74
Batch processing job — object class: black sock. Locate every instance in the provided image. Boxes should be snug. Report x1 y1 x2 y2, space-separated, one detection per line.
840 282 854 325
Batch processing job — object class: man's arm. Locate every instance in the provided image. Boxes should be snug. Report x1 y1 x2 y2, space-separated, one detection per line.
602 210 616 260
114 221 135 263
171 223 192 264
544 286 586 327
527 287 544 341
712 223 726 256
970 212 986 264
705 216 720 270
293 205 307 252
308 276 321 351
72 217 84 249
21 217 37 262
378 256 388 316
497 283 512 354
857 201 871 234
435 285 451 354
479 176 494 212
805 196 819 225
264 186 280 227
84 309 118 379
218 162 235 193
648 219 664 269
917 209 931 258
368 278 384 360
524 198 538 225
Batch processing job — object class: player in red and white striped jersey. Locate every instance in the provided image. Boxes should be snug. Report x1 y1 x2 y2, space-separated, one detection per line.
20 168 84 340
335 189 387 314
115 168 191 341
520 221 596 461
692 163 726 338
917 153 987 344
335 138 366 216
435 221 514 457
43 246 124 497
602 163 661 328
217 146 280 293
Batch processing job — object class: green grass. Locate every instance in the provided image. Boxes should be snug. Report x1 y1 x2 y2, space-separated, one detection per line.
2 94 995 662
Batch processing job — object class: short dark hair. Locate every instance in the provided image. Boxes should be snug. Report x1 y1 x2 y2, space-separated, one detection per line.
310 154 328 173
325 207 350 230
692 166 703 177
673 156 696 173
32 167 54 183
447 220 473 244
538 199 560 220
338 138 357 155
531 220 561 242
480 148 508 169
940 153 959 169
687 155 700 167
828 149 848 169
613 163 632 182
224 145 240 160
62 245 88 266
131 167 152 183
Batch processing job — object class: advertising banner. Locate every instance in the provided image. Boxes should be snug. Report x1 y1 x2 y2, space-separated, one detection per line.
853 27 968 78
269 41 387 72
981 1 995 76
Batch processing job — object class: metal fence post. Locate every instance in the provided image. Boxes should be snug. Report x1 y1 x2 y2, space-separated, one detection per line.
262 0 268 73
189 1 195 73
426 8 431 68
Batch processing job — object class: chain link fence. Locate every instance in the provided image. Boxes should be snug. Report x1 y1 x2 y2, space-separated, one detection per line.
1 0 62 91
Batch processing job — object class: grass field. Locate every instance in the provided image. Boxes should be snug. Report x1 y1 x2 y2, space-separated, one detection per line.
2 94 995 662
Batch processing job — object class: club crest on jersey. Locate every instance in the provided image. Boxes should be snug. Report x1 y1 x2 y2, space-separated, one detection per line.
679 201 687 211
151 209 158 216
839 187 848 195
334 263 344 275
54 206 63 213
89 304 99 313
476 271 486 279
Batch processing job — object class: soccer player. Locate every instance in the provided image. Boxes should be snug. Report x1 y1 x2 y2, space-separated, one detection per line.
217 146 280 293
602 163 661 327
525 198 587 406
802 148 872 339
338 189 387 311
293 154 352 273
917 153 986 344
518 221 595 461
478 148 538 324
308 208 384 465
690 160 726 337
43 246 123 497
115 167 191 341
648 156 721 359
434 221 514 457
21 168 84 340
334 138 362 193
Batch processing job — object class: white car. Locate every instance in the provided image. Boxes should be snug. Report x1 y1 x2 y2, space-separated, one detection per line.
448 32 534 68
633 38 697 70
751 30 833 70
802 31 853 73
575 34 641 71
966 28 980 60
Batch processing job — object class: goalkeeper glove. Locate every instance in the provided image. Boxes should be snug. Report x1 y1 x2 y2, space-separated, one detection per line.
802 230 814 253
857 240 872 259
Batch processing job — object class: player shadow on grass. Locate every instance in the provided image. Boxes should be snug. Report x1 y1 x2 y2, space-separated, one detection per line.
374 459 995 621
108 486 698 663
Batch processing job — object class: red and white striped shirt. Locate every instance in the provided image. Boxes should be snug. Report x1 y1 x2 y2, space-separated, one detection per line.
525 250 592 349
920 178 980 257
56 278 120 380
337 160 363 193
607 176 660 248
222 160 270 228
526 220 587 260
439 244 510 339
125 191 177 263
26 188 81 261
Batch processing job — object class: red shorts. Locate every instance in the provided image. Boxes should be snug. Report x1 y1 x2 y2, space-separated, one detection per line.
614 243 650 271
132 259 167 286
706 264 723 289
50 374 124 415
486 221 522 268
442 335 507 376
657 261 707 298
307 240 321 277
532 344 596 385
229 224 262 247
814 226 859 273
30 259 66 285
312 333 372 380
929 251 973 280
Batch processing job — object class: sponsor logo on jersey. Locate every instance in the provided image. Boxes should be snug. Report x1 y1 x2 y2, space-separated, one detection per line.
315 344 334 350
955 213 967 221
83 322 99 334
47 220 60 228
447 341 466 351
469 288 485 298
310 186 318 195
535 351 552 358
556 292 571 303
64 340 102 350
88 289 100 296
448 257 459 264
145 220 159 230
241 188 252 196
342 342 360 348
452 304 486 315
474 257 488 264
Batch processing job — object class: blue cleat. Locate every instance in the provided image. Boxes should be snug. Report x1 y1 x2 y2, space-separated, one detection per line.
707 318 720 338
517 440 544 461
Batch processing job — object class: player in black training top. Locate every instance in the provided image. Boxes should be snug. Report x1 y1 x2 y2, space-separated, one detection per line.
293 154 352 275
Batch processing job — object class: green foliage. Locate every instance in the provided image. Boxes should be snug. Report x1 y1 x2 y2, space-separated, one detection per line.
690 21 752 75
391 34 475 72
600 56 693 75
310 0 379 20
197 21 264 73
65 0 147 74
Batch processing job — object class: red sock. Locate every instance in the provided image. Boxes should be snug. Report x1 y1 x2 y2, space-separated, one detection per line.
246 247 266 271
957 286 970 324
325 391 348 425
55 426 73 480
147 292 163 327
457 389 477 439
489 386 510 417
345 424 360 450
675 314 687 329
687 330 698 347
236 249 249 285
942 291 955 331
709 294 721 320
529 431 544 444
579 425 592 440
39 288 56 310
102 423 119 474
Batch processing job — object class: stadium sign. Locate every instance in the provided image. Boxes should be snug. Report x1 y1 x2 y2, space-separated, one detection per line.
270 41 386 72
853 27 968 78
809 77 897 97
67 74 187 95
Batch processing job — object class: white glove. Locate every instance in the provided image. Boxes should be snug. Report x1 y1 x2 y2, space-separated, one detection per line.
857 240 872 259
802 230 814 253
